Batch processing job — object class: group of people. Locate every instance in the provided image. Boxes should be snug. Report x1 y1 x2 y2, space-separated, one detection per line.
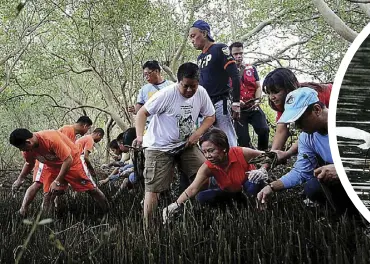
9 19 358 225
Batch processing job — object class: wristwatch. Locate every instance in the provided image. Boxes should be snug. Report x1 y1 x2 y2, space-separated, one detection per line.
54 180 62 187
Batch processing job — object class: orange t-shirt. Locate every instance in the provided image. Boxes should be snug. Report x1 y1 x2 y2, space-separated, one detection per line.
205 147 255 192
23 130 81 168
75 135 94 154
58 125 76 142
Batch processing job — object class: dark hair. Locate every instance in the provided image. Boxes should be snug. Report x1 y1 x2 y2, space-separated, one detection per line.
93 128 104 137
229 42 243 52
9 128 33 147
116 127 136 146
109 139 119 150
199 128 229 153
142 60 161 72
177 62 199 82
306 101 325 113
263 68 328 112
76 116 93 126
262 68 299 95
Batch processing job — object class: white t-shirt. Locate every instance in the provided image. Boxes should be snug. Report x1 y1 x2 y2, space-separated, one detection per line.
143 83 215 150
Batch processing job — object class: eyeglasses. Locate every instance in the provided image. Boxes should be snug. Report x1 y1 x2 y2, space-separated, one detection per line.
143 71 154 77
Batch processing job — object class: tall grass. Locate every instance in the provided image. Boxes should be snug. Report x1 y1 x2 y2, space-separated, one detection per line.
1 181 369 264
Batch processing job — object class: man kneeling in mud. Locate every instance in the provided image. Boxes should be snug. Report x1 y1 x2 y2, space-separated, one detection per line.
257 88 357 216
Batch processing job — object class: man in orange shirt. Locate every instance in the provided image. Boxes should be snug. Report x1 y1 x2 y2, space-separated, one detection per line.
76 128 104 179
10 128 108 215
12 116 93 217
59 115 93 141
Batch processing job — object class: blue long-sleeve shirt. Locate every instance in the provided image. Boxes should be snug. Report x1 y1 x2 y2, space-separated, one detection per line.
280 132 332 189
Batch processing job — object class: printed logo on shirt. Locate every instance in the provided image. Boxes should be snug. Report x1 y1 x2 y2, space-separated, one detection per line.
177 105 195 140
198 54 212 68
246 70 252 76
286 95 295 104
148 91 157 99
222 47 230 56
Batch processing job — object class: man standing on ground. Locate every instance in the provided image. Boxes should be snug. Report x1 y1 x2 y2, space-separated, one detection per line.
189 20 240 147
134 62 215 225
134 60 173 115
230 42 269 150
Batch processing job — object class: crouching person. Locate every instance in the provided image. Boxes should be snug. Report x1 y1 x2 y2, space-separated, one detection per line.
10 128 109 215
162 128 267 223
134 62 215 225
257 88 357 216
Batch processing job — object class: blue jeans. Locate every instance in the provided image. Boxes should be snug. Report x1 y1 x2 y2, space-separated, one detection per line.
214 100 237 147
109 164 134 182
196 177 264 205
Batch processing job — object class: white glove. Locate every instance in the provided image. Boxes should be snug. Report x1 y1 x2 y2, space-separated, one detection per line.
248 167 268 184
162 202 181 224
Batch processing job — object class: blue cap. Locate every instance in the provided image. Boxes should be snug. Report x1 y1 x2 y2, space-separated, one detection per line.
192 20 215 42
277 87 319 123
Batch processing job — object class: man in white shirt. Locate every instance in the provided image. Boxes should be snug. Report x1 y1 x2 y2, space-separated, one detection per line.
135 62 215 224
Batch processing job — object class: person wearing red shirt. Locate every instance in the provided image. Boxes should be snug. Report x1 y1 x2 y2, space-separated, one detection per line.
163 128 268 223
262 68 332 161
10 128 108 214
230 42 269 150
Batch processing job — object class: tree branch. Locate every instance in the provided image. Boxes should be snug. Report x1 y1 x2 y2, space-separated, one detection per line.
359 3 370 17
170 0 198 71
312 0 358 42
162 65 177 82
240 10 286 42
251 38 312 65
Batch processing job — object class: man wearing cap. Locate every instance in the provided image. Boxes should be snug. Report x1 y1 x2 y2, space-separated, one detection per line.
256 87 356 215
189 20 240 147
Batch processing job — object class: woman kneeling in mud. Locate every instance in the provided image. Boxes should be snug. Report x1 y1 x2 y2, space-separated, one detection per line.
163 128 268 222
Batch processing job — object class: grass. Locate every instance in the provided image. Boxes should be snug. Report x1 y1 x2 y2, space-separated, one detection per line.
1 172 369 264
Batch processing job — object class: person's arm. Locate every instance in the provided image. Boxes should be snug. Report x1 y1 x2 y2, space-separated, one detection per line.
134 103 143 114
49 155 73 192
242 147 269 183
271 123 290 150
253 66 262 99
255 82 262 99
242 147 264 162
83 150 96 177
257 134 317 205
186 115 215 147
314 164 337 182
134 106 149 147
12 161 35 191
176 163 211 204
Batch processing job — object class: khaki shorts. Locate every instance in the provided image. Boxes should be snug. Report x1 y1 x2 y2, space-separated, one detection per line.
144 146 205 193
